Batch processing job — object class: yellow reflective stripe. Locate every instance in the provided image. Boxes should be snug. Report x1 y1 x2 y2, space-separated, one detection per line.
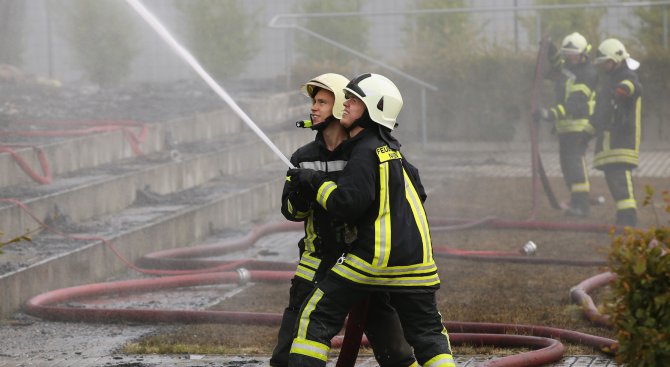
571 182 590 193
593 149 639 167
423 353 456 367
568 83 593 96
303 215 317 253
376 145 402 162
617 199 637 210
408 362 419 367
571 158 590 193
621 80 635 95
556 119 594 134
331 263 441 287
287 199 310 219
343 253 438 276
295 264 316 281
635 97 641 151
316 181 336 209
295 251 321 281
403 168 432 263
290 337 329 362
296 288 324 339
374 162 391 267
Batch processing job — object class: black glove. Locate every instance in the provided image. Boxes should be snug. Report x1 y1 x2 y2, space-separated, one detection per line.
532 107 551 122
287 191 310 213
287 168 327 194
285 170 300 191
546 39 558 61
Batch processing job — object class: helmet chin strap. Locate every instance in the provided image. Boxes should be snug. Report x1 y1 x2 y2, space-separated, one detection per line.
344 110 374 133
311 115 337 132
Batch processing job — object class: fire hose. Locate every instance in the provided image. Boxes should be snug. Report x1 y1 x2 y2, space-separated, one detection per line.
0 120 148 184
16 214 618 367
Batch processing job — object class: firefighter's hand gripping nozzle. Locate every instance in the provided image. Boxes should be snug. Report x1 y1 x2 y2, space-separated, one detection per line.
296 120 313 129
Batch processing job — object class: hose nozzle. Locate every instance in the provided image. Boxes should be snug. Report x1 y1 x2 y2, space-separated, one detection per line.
296 120 313 128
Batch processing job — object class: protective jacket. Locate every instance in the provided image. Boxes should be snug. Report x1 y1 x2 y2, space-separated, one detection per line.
312 127 438 291
548 61 598 135
591 65 642 169
281 131 348 282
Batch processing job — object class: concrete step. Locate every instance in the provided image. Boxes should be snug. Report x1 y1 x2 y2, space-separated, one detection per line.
0 91 308 189
0 160 289 318
0 127 310 240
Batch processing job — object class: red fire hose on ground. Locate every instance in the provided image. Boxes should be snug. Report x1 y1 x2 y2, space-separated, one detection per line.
0 120 148 185
15 212 618 367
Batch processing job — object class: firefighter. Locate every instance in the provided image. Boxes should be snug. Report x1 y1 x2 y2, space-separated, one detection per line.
287 73 454 367
591 38 642 227
535 32 598 217
270 73 416 367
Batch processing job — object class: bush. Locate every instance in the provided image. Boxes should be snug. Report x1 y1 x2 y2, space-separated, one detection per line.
606 186 670 366
59 0 137 87
174 0 259 81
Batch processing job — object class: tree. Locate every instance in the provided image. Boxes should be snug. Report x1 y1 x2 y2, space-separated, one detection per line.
402 0 480 74
519 0 605 48
174 0 259 81
293 0 369 68
59 0 137 87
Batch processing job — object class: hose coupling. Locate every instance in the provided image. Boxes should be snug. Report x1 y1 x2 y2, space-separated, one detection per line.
521 241 537 255
236 267 251 286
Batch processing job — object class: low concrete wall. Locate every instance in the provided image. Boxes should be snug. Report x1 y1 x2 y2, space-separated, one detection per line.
0 176 285 319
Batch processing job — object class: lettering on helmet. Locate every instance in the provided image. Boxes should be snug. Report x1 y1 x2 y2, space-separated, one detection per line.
376 145 402 162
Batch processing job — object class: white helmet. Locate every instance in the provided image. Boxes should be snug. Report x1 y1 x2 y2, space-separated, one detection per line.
595 38 640 70
343 73 403 130
561 32 590 55
300 73 349 119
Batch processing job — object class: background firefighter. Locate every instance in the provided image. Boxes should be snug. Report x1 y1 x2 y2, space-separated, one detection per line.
591 38 642 227
535 32 598 218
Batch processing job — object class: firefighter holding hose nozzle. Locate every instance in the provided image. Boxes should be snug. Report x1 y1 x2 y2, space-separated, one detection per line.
271 73 416 367
287 73 454 367
534 32 598 218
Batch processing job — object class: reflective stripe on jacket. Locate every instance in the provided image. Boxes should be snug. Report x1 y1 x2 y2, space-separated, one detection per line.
280 131 348 282
550 62 598 134
314 128 439 290
591 66 642 169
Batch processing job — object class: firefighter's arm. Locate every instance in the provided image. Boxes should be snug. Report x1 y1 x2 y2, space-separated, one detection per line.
614 79 639 102
404 159 427 203
312 154 374 222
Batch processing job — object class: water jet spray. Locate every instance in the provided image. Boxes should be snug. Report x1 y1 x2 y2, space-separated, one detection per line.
124 0 293 168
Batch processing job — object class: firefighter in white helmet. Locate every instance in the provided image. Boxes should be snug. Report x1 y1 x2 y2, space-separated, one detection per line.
271 73 416 367
534 32 598 217
591 38 642 227
287 73 455 367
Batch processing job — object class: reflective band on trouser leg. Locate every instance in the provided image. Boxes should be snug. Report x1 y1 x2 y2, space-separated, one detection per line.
617 199 637 211
423 353 456 367
290 338 329 362
616 170 636 211
408 362 419 367
290 288 329 362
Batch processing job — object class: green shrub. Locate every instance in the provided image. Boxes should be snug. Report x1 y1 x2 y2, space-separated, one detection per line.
59 0 137 87
606 186 670 366
174 0 259 81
